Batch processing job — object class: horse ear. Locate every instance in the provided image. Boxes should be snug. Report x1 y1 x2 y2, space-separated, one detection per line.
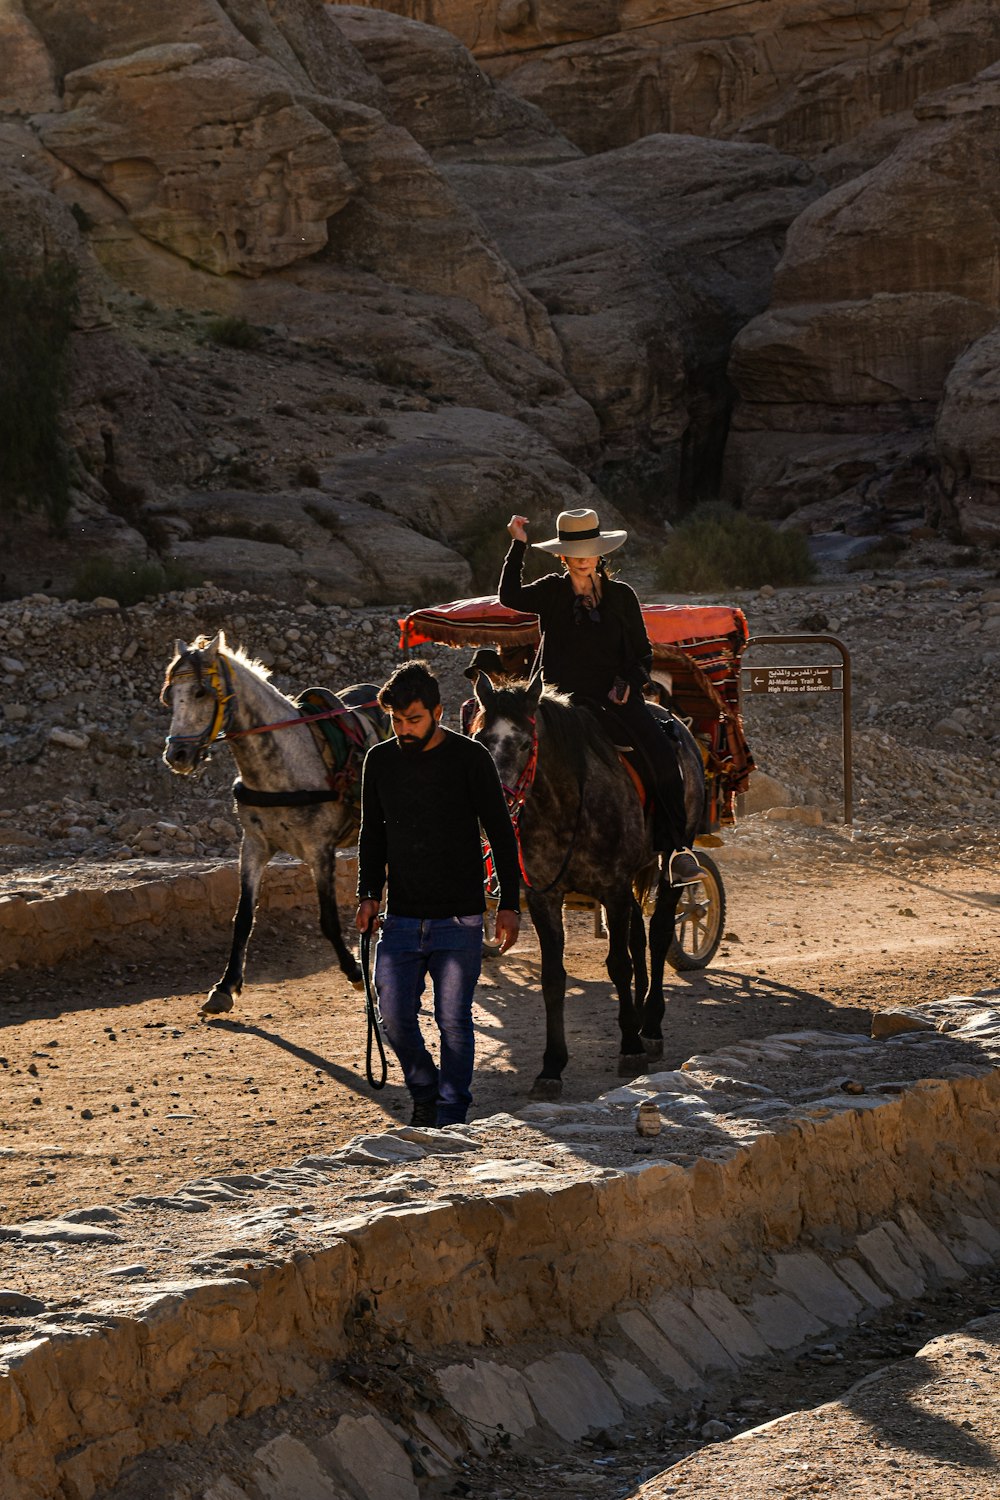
205 631 224 657
475 672 495 707
526 670 543 706
173 637 187 661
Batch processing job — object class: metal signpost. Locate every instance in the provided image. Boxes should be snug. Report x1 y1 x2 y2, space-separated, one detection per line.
741 634 853 824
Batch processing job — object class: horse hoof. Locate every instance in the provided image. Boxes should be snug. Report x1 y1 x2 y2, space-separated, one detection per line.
348 976 364 992
200 990 234 1017
529 1076 563 1102
641 1036 664 1059
617 1052 647 1077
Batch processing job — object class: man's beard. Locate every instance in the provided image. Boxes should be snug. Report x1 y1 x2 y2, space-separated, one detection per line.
397 722 437 754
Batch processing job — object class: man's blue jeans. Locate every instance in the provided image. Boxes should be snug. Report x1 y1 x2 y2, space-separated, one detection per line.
374 914 484 1126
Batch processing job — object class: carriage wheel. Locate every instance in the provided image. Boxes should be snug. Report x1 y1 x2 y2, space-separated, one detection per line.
667 852 725 971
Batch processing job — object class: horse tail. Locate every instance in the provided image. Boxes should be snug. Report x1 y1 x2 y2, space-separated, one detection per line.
673 717 707 844
632 855 660 913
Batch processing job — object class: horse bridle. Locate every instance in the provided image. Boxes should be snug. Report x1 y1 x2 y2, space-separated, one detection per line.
164 647 378 771
499 713 539 821
162 650 236 765
495 710 585 895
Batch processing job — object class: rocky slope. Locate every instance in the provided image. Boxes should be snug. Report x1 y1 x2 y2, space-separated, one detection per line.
2 0 1000 602
0 545 996 878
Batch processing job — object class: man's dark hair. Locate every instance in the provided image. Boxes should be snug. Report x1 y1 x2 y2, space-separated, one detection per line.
379 659 441 712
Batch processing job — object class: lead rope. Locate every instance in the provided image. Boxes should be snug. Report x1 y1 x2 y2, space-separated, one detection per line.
360 925 387 1090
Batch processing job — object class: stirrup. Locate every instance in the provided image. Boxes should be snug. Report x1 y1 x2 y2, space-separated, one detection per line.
668 849 704 887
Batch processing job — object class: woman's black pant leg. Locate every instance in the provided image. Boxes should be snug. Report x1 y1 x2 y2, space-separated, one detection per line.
604 699 687 852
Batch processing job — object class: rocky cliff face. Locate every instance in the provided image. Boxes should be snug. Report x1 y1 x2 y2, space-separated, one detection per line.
351 0 1000 161
725 61 1000 540
1 0 997 602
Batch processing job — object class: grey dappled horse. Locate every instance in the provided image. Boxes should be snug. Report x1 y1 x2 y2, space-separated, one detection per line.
161 632 387 1015
473 673 705 1097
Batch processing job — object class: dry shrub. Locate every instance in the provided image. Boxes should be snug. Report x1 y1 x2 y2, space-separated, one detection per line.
656 504 816 592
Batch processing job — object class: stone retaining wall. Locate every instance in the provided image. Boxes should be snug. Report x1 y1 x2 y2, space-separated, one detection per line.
2 1056 1000 1499
0 857 358 975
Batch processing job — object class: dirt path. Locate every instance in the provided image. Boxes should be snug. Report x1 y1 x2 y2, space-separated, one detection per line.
1 819 997 1227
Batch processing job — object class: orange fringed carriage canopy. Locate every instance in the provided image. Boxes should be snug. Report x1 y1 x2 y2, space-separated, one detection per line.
400 596 756 826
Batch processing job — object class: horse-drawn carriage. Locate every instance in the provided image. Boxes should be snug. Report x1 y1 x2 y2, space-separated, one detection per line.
161 601 754 1090
399 596 755 974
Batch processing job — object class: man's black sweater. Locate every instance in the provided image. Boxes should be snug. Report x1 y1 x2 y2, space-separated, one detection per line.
357 729 521 918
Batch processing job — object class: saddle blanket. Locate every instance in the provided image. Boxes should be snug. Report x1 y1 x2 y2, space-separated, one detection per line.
295 686 384 792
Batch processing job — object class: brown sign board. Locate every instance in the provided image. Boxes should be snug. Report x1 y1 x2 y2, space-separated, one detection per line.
742 665 841 695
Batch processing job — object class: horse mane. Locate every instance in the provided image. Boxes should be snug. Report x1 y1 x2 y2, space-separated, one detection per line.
161 632 273 703
536 691 621 779
218 639 273 683
484 683 620 783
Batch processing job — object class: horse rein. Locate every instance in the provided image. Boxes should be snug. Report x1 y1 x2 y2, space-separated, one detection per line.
499 714 539 821
164 652 376 760
224 703 380 739
498 711 585 895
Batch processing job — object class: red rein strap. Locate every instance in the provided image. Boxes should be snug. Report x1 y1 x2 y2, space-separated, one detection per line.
223 700 379 740
499 716 538 886
498 713 585 894
501 716 538 816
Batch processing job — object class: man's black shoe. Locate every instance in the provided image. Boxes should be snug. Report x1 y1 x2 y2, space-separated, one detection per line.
410 1098 438 1128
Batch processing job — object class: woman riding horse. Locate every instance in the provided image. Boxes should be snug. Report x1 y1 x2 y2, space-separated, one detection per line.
499 508 703 886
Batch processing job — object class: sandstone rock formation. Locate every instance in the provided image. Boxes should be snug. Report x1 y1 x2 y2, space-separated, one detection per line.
354 0 1000 160
447 134 821 505
38 43 357 277
331 3 580 163
151 406 607 599
2 0 1000 600
0 0 58 116
935 326 1000 543
2 0 604 597
724 61 1000 534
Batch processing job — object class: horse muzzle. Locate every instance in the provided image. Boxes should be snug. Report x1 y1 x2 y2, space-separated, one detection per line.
163 739 200 774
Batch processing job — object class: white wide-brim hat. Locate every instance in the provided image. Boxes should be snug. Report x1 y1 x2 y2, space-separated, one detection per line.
531 507 627 557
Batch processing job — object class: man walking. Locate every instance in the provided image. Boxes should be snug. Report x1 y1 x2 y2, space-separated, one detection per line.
356 660 521 1127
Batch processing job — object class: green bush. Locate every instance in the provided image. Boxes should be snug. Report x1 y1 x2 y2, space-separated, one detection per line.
0 240 79 525
68 557 202 606
655 503 816 592
206 316 262 350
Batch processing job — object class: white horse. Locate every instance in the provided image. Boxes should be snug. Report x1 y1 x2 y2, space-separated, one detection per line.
161 632 387 1016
